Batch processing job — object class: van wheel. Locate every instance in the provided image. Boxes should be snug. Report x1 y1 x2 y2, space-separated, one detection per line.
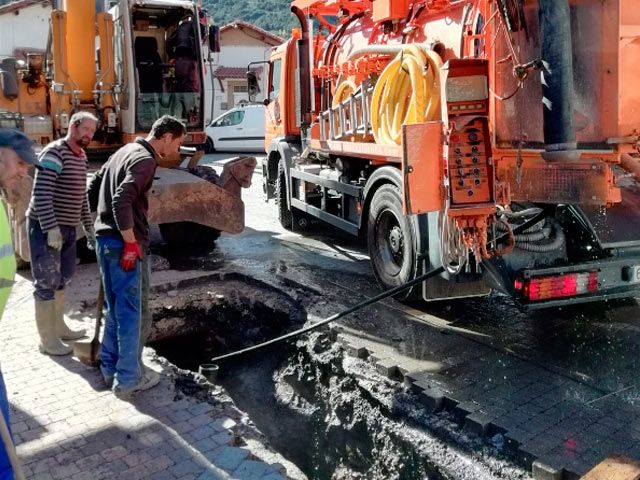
159 222 221 253
276 162 292 229
204 137 215 154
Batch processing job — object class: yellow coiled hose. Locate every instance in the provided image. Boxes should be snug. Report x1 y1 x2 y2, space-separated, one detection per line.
366 45 443 145
333 79 357 106
332 79 358 133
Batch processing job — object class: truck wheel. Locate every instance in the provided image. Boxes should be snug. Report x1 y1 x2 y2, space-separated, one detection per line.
277 162 292 229
159 222 221 253
367 184 418 299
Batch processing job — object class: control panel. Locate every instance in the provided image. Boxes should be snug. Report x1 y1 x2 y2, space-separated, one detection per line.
448 118 492 205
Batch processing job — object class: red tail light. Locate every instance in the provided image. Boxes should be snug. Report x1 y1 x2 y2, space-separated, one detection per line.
514 272 598 301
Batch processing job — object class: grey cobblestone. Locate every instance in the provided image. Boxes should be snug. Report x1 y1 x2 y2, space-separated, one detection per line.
51 463 82 479
148 471 178 480
0 272 292 480
170 459 201 477
233 459 269 479
145 454 175 474
210 447 250 472
191 425 216 441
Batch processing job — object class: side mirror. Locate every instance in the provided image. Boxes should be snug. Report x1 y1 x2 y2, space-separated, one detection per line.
247 71 259 102
208 25 220 53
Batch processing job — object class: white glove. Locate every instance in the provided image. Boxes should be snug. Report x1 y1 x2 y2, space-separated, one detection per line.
46 227 63 251
84 228 96 251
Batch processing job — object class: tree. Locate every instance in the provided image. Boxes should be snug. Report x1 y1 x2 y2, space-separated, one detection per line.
201 0 295 34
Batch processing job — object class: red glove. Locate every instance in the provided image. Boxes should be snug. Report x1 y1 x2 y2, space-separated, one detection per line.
120 241 142 271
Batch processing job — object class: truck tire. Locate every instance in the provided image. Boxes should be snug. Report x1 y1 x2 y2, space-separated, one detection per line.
367 184 418 299
277 162 292 229
159 222 221 253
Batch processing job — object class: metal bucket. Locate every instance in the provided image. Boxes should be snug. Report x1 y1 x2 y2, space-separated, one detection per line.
198 363 219 383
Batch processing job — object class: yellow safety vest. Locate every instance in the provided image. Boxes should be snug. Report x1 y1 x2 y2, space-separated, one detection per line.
0 197 16 319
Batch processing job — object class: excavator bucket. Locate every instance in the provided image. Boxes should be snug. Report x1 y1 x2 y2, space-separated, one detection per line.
148 168 245 234
148 155 257 249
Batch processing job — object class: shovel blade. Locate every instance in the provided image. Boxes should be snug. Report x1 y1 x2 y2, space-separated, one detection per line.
73 339 100 367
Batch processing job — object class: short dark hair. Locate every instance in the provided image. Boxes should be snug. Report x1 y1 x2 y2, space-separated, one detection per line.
149 115 186 139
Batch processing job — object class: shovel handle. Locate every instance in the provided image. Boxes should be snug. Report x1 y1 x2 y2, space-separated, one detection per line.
93 282 104 343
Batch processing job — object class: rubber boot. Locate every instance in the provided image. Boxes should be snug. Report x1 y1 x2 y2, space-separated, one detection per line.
35 299 72 356
54 290 85 340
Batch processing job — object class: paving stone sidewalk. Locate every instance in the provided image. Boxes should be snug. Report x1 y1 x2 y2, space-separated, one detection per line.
0 268 294 480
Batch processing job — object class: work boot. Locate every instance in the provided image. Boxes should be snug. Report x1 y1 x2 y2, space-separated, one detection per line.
35 298 72 356
54 290 86 340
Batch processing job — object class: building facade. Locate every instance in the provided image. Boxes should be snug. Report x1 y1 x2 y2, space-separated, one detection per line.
0 0 51 59
203 20 282 122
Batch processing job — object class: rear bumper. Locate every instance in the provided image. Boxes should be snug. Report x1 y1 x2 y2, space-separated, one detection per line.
514 256 640 310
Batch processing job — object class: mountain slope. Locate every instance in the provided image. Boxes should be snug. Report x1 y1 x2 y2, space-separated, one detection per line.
201 0 295 37
0 0 295 36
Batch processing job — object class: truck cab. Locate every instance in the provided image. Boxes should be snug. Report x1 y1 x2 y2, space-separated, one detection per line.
109 0 209 147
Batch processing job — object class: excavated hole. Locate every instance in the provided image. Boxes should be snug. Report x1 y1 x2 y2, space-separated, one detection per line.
148 277 459 480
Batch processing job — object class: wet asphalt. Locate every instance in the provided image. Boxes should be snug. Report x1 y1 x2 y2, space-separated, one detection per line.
198 153 640 402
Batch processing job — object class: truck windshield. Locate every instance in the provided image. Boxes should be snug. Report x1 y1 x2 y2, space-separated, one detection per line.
137 92 202 129
132 6 203 130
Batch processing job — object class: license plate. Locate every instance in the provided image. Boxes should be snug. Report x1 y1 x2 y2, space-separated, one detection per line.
627 265 640 284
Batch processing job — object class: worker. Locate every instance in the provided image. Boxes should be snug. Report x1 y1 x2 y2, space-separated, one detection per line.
168 14 202 122
87 115 186 397
0 129 41 479
26 111 98 356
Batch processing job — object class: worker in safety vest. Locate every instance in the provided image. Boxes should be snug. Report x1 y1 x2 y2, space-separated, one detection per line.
0 128 41 480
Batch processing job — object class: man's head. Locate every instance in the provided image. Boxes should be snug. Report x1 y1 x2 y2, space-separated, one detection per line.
68 111 98 148
147 115 186 158
0 129 40 190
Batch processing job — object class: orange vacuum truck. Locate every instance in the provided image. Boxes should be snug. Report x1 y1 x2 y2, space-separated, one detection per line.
256 0 640 309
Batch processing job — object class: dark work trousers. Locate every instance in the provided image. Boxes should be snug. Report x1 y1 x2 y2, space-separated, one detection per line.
27 218 76 301
175 56 200 92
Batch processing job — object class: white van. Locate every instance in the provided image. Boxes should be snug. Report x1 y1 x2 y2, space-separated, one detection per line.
205 104 265 153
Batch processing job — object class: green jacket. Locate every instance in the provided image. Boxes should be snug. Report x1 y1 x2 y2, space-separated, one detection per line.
0 198 16 318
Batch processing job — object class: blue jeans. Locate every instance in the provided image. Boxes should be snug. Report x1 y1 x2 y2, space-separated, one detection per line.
27 218 76 301
0 368 14 479
96 236 143 389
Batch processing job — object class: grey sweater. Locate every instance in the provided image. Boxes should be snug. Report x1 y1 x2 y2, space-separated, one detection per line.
87 139 158 249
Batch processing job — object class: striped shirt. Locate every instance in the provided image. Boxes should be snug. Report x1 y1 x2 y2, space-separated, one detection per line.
26 139 93 232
